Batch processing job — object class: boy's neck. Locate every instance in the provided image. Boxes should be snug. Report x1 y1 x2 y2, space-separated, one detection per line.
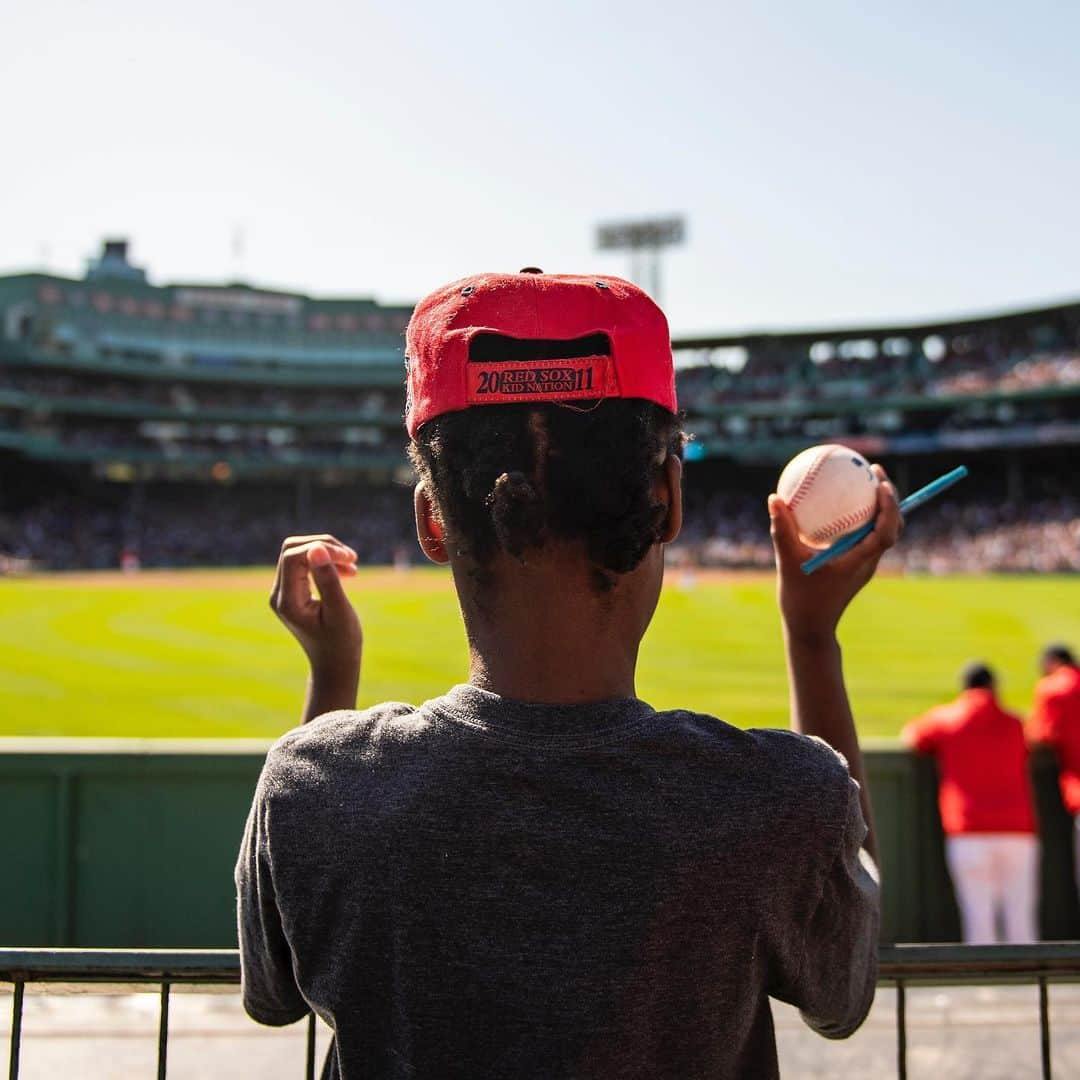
453 546 660 706
468 646 638 706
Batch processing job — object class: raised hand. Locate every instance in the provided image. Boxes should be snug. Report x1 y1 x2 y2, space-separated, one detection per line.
769 465 902 645
767 464 901 864
270 534 361 723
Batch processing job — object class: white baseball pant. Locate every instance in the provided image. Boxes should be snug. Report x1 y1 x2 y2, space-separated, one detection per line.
945 833 1039 944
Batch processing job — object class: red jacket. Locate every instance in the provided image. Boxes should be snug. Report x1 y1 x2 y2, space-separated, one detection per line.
904 689 1035 835
1027 664 1080 815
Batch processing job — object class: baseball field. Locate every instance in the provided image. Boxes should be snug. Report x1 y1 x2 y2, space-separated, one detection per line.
1 567 1077 739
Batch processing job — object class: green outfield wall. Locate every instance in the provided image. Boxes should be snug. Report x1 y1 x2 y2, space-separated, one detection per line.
4 741 1078 947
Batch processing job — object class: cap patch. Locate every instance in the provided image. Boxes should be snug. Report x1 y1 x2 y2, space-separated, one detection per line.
467 357 615 403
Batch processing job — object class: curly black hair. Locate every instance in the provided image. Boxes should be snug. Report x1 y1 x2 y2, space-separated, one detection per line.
409 366 684 590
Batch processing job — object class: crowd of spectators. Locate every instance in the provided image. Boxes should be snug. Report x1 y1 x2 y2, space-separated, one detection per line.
681 348 1080 408
5 350 1077 473
2 483 1077 576
3 415 404 461
891 497 1080 574
0 486 418 571
0 369 395 418
670 489 1080 575
4 343 1079 428
929 353 1080 398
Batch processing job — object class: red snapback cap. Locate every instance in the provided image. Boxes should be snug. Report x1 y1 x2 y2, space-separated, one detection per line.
404 269 677 437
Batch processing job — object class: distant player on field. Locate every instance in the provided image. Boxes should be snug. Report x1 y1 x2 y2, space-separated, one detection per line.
236 270 901 1079
903 663 1038 943
1026 643 1080 896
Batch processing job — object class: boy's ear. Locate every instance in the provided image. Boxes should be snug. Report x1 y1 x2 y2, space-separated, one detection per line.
657 454 683 544
414 483 450 565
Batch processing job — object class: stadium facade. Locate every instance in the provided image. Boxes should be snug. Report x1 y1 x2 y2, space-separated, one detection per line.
676 300 1080 484
0 240 413 484
0 241 1077 569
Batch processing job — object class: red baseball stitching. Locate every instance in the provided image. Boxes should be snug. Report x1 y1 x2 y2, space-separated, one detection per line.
788 446 832 511
811 502 875 543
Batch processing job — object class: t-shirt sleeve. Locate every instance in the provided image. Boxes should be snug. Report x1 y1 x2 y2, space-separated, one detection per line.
903 710 944 754
778 776 880 1039
234 765 309 1027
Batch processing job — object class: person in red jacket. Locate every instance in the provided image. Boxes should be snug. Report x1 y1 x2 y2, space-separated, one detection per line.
904 662 1038 943
1026 643 1080 895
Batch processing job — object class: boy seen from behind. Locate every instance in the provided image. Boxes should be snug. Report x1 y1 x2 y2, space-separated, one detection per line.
236 270 900 1079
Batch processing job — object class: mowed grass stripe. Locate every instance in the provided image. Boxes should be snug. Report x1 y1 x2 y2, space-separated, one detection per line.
0 570 1076 738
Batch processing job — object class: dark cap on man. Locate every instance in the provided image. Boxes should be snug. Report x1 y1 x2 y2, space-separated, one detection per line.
961 662 995 691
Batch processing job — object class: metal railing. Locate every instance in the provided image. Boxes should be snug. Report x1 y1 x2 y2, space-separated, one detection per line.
0 949 313 1080
878 943 1080 1080
4 944 1080 1079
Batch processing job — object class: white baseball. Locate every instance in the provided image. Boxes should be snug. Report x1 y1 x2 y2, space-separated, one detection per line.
777 444 880 548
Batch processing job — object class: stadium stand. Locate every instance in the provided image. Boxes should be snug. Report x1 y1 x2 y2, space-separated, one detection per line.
1 241 1078 573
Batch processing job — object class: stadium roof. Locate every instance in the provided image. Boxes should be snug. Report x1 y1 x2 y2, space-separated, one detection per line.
672 297 1080 351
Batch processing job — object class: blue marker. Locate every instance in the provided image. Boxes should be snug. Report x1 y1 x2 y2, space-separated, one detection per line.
801 466 969 575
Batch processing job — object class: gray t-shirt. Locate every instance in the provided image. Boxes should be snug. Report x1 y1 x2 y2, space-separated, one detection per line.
236 685 879 1079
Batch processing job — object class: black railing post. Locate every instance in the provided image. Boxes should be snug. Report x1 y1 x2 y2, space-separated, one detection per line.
7 981 23 1080
896 980 907 1080
1038 976 1050 1079
306 1012 316 1080
157 981 170 1080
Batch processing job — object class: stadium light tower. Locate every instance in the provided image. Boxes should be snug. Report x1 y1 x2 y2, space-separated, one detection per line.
595 216 686 304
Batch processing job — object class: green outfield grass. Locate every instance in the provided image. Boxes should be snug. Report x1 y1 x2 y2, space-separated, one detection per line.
0 568 1077 739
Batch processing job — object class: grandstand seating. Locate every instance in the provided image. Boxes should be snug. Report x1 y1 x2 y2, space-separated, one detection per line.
1 241 1078 572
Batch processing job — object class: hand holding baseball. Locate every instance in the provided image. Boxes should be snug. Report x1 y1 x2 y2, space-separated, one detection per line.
769 465 902 644
271 534 361 684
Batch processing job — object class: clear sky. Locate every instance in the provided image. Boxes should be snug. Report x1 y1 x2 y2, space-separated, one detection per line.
2 0 1077 335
